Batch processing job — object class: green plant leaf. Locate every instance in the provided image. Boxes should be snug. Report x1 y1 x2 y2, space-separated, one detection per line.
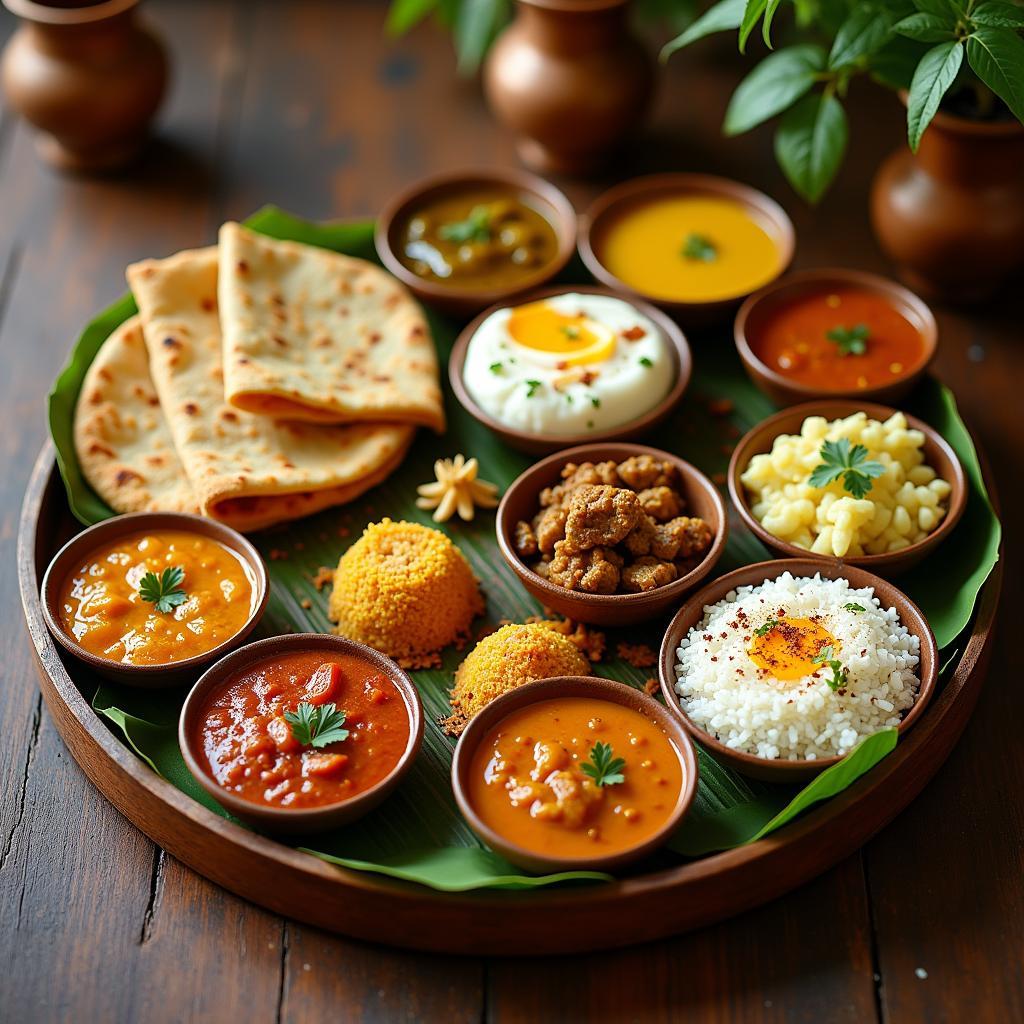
967 26 1024 123
724 45 827 135
892 11 956 41
739 0 770 51
453 0 507 75
661 0 746 59
774 91 848 202
970 0 1024 27
907 40 964 150
830 6 894 67
762 0 785 45
912 0 961 17
386 0 438 34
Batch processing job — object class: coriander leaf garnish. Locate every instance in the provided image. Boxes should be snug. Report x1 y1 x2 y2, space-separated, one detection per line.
524 379 543 397
138 566 187 613
580 741 626 788
682 233 717 262
808 438 885 499
826 323 870 356
284 702 350 749
488 361 503 374
843 602 866 612
812 645 848 692
437 204 491 244
590 396 601 408
561 324 581 340
638 356 653 368
753 619 780 637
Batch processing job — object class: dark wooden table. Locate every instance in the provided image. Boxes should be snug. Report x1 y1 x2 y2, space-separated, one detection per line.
2 2 1020 1020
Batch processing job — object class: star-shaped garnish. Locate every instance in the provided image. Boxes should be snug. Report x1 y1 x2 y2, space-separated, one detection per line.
416 454 499 523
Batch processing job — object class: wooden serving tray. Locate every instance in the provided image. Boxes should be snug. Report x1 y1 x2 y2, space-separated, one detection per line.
18 441 1000 955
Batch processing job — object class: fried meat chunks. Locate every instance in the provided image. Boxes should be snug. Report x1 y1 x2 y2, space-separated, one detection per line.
513 458 715 595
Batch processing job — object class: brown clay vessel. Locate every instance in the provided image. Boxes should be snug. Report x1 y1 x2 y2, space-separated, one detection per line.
871 103 1024 302
483 0 654 176
1 0 168 172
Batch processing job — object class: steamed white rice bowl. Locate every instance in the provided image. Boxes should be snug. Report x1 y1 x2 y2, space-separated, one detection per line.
673 573 920 760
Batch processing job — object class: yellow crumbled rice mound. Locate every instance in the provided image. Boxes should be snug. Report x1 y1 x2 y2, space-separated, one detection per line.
328 518 483 661
443 623 591 735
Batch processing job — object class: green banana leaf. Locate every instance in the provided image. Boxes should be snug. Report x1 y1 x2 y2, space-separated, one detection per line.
48 206 1000 894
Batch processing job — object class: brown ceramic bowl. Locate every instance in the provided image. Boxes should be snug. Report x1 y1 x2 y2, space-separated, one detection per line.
497 442 728 626
449 284 693 455
728 399 966 576
179 633 424 835
735 268 938 407
40 511 269 688
451 675 699 873
578 173 795 325
375 167 577 317
658 558 938 783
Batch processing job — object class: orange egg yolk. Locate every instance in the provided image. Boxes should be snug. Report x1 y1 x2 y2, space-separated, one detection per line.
506 300 616 365
748 616 838 681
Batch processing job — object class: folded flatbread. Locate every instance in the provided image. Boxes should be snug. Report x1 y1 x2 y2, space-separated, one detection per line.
74 316 200 516
127 246 414 532
218 222 445 432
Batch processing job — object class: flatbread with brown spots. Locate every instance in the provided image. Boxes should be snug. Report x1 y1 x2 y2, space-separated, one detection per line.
74 315 200 515
217 222 445 432
127 246 414 532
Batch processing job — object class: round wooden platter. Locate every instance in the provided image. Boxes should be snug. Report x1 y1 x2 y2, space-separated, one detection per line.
19 440 1000 956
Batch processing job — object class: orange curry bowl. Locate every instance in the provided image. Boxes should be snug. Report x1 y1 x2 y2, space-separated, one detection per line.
451 676 699 874
179 633 423 834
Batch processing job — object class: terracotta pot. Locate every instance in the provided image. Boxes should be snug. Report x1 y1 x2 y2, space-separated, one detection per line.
483 0 654 176
870 104 1024 302
1 0 168 172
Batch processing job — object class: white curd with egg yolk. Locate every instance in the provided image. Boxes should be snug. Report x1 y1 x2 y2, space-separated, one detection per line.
462 293 672 435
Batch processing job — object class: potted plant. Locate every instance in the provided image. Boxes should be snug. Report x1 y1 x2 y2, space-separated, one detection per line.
662 0 1024 298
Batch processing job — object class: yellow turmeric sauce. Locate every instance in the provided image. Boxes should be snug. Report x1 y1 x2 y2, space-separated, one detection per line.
58 530 256 665
467 697 684 859
595 194 782 303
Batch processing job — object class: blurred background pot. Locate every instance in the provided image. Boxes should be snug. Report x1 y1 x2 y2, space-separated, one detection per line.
871 105 1024 303
1 0 168 173
483 0 654 176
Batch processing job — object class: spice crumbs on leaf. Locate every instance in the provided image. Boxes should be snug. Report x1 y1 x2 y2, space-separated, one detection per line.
617 641 657 668
643 677 659 696
269 549 289 561
311 566 334 591
707 398 734 416
300 597 313 610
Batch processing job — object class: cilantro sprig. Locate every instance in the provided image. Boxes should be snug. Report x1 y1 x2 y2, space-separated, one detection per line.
284 702 350 749
812 645 848 692
808 438 885 499
138 566 187 614
826 323 870 356
580 741 626 788
682 233 717 262
438 204 491 244
753 619 780 637
843 602 866 613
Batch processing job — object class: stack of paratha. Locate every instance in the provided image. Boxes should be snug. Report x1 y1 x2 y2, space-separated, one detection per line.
74 224 445 531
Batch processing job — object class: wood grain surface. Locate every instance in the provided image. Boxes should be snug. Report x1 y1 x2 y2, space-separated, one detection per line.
1 0 1020 1020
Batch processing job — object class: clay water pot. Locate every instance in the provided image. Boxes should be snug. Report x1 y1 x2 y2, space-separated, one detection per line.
483 0 654 176
871 105 1024 303
1 0 168 172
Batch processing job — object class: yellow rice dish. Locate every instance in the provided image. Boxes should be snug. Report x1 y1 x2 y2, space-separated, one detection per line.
328 518 484 663
443 623 591 735
740 412 951 557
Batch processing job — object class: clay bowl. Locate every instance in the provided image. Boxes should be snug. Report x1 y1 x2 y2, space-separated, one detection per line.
727 399 966 576
375 167 577 317
578 173 795 326
40 511 268 689
179 633 424 835
497 442 727 626
449 284 692 455
735 268 938 407
658 558 938 783
451 675 699 873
